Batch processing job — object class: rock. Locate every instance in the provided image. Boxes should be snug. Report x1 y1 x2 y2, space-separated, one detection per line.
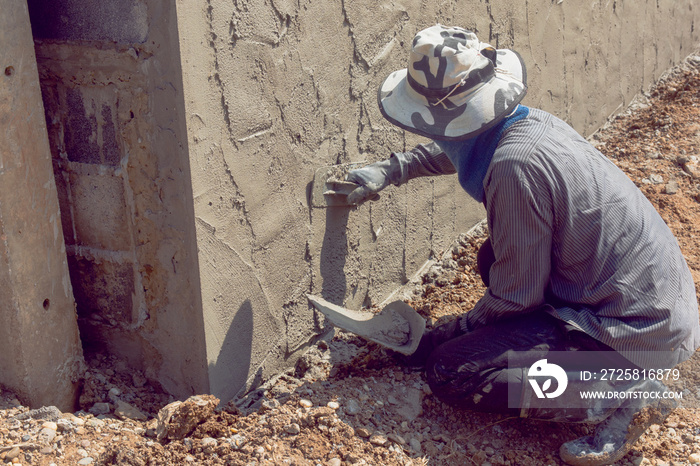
88 402 111 416
409 437 422 452
38 427 57 444
665 180 679 194
395 388 423 421
228 433 246 449
108 387 121 401
369 433 388 446
285 423 301 435
484 446 495 455
682 157 700 178
114 400 148 421
132 372 147 388
201 437 217 453
299 399 313 408
259 399 280 413
87 418 105 428
77 457 94 465
4 447 21 460
12 406 62 422
327 458 342 466
326 401 340 410
344 399 361 415
688 453 700 465
56 419 75 433
156 394 219 441
387 433 406 445
650 174 664 184
356 427 371 438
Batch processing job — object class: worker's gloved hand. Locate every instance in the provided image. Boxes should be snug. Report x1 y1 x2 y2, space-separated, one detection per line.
345 154 405 205
398 318 466 370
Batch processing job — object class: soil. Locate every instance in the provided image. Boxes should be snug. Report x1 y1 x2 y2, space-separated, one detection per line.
2 54 700 466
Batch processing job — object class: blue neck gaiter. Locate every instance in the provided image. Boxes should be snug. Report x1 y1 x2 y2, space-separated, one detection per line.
436 105 530 203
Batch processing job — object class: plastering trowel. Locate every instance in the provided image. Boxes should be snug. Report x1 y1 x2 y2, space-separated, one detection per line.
310 162 377 207
307 294 426 355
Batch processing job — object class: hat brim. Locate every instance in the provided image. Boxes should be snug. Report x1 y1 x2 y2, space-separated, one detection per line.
378 49 527 141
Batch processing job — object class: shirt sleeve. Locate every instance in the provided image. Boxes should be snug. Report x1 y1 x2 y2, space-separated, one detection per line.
393 141 457 184
465 160 554 329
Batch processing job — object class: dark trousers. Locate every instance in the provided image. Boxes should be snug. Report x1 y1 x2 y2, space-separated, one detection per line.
426 238 632 415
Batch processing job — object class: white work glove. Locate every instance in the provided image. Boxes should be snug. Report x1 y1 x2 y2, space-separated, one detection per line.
345 155 404 205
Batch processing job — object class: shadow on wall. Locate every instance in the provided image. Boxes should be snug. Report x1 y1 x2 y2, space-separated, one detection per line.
320 207 351 304
208 299 259 402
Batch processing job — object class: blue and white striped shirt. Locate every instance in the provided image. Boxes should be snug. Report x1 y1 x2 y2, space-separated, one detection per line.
404 108 700 369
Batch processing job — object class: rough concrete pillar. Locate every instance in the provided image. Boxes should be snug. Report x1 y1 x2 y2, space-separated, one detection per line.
0 0 83 411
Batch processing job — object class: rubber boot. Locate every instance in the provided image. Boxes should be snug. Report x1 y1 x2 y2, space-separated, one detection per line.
559 379 678 466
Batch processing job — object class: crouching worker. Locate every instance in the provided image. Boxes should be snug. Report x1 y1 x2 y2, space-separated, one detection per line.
343 25 700 465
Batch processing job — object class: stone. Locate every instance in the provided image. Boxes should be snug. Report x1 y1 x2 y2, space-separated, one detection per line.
344 399 361 415
12 406 62 422
4 447 21 460
356 427 371 438
38 427 57 444
259 399 280 413
688 453 700 465
156 394 219 441
55 419 75 433
387 433 406 445
285 423 301 435
409 437 422 452
88 403 111 416
77 458 94 465
682 157 700 178
327 458 342 466
665 180 679 194
649 174 664 184
114 400 148 421
369 433 388 446
326 401 340 410
299 399 313 408
228 434 246 449
87 419 105 428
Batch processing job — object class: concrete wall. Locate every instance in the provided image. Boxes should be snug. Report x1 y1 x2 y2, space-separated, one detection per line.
176 0 700 401
24 0 700 402
0 0 83 411
28 0 210 398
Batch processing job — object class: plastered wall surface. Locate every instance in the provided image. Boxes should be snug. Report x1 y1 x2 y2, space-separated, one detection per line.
0 0 83 411
175 0 700 400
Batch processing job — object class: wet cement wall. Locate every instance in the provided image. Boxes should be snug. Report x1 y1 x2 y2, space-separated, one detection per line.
24 0 700 402
177 0 700 401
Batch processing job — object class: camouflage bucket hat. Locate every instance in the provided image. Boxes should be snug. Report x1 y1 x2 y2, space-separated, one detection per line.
378 25 527 140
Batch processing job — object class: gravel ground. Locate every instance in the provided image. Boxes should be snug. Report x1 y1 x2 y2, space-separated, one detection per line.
2 52 700 466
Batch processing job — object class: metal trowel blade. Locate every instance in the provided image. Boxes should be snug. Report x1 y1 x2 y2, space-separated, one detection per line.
307 294 426 355
310 162 366 208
